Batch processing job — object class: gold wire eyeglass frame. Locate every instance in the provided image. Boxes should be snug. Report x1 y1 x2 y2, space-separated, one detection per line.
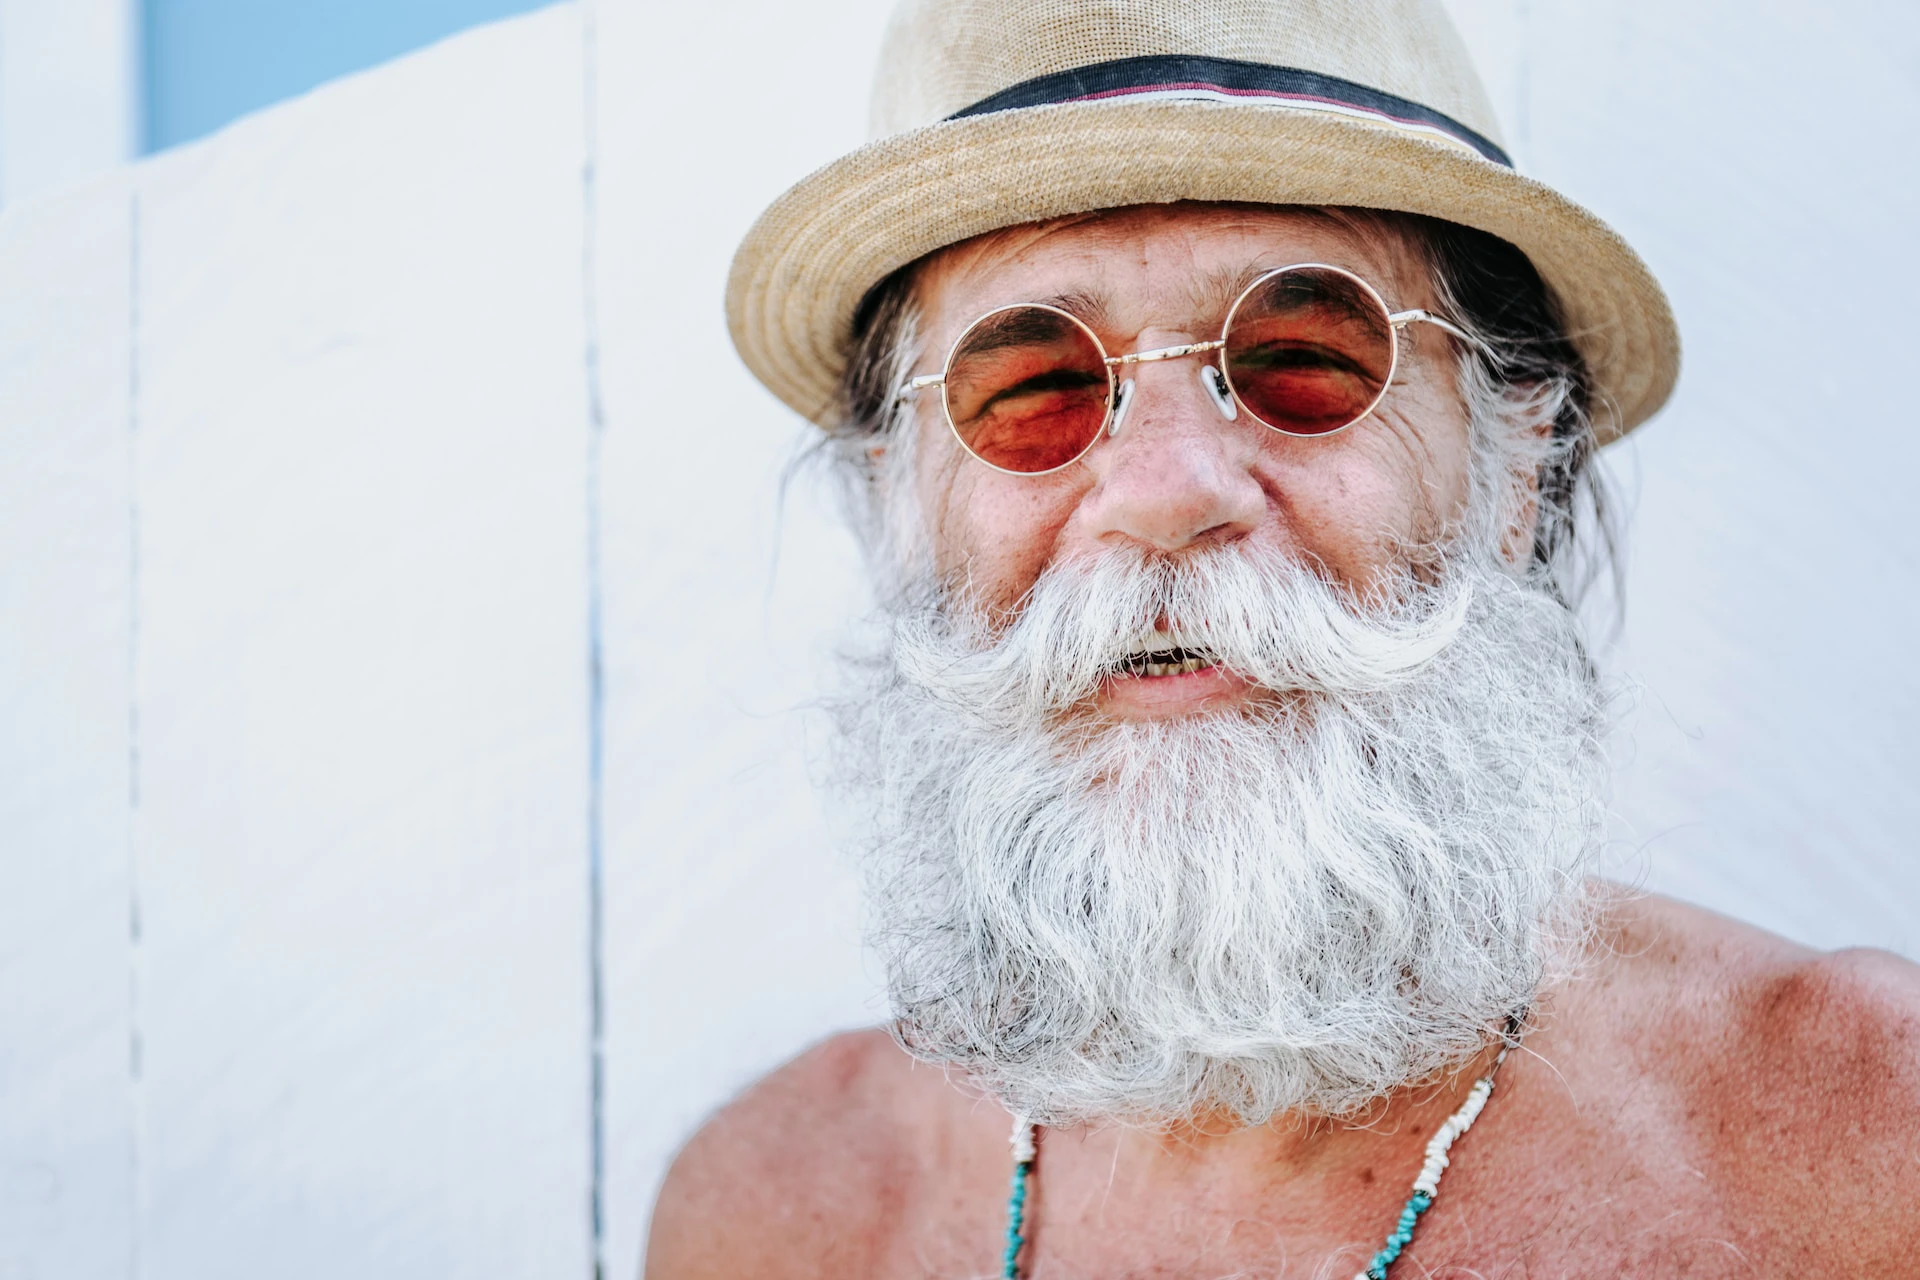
896 261 1478 477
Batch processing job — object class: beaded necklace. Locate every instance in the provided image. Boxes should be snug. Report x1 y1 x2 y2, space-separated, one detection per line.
1000 1016 1524 1280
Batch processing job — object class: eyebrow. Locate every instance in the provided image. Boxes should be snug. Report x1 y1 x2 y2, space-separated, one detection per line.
945 301 1110 359
1197 265 1273 318
1030 289 1110 328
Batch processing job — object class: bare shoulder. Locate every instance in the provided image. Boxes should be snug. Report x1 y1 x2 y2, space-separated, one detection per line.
1594 889 1920 1065
643 1028 956 1280
1587 889 1920 1260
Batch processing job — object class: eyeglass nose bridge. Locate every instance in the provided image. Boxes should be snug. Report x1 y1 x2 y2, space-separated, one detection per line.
1103 340 1235 435
1104 338 1225 367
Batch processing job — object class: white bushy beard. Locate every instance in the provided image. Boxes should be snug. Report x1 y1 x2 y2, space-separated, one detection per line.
833 537 1606 1129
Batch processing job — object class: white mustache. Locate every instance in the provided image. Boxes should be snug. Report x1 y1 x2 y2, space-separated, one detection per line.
895 543 1474 719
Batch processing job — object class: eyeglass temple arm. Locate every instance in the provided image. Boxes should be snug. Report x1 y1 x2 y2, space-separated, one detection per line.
1390 308 1490 355
896 373 945 401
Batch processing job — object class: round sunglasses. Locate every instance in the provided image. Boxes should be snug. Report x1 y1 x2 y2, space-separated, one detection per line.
897 263 1476 476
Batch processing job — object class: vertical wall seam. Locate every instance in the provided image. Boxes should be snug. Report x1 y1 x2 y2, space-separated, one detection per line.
581 3 609 1278
125 180 146 1280
1514 0 1533 168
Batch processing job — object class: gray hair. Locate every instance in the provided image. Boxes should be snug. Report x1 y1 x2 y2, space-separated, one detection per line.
818 207 1616 607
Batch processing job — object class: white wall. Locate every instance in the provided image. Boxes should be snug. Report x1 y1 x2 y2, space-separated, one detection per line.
0 2 1915 1278
130 12 595 1276
0 166 136 1280
1444 0 1920 955
589 0 887 1271
0 0 138 205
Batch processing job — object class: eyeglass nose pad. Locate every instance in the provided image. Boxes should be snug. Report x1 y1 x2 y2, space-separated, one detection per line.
1201 363 1238 421
1109 378 1137 437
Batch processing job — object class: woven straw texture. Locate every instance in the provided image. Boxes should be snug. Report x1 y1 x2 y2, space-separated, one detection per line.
728 0 1678 442
870 0 1501 142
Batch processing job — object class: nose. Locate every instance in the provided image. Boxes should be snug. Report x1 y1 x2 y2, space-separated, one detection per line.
1078 360 1265 553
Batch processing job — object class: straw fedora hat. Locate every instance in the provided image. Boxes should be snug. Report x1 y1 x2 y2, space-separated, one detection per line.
727 0 1678 443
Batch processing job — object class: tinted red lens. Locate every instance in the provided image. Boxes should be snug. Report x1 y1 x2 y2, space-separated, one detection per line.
943 305 1110 473
1223 267 1396 435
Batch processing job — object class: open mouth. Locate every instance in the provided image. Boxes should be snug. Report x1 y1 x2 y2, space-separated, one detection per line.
1124 649 1215 677
1116 638 1219 679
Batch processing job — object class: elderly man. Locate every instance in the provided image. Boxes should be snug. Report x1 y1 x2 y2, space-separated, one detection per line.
648 0 1920 1275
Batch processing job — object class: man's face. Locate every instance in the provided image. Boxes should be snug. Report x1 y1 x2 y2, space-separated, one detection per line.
902 204 1474 719
840 203 1600 1128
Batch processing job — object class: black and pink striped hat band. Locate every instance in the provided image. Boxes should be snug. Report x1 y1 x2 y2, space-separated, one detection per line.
950 54 1512 168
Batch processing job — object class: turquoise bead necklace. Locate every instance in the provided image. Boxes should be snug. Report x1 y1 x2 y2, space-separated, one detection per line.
999 1015 1524 1280
1001 1119 1037 1279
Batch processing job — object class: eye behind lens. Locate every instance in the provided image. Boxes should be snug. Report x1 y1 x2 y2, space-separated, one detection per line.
943 303 1112 474
1222 266 1397 437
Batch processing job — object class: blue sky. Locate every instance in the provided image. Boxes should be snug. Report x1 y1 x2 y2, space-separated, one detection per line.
143 0 550 151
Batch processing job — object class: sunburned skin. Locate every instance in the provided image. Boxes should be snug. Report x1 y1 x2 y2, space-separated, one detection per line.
644 206 1920 1278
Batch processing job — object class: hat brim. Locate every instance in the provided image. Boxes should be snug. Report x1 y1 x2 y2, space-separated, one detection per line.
727 98 1678 444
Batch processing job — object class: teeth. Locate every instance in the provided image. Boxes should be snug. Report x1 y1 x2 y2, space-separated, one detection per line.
1116 625 1219 678
1122 627 1207 658
1133 653 1215 678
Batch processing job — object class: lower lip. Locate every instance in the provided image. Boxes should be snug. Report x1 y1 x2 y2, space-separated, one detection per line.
1097 662 1254 718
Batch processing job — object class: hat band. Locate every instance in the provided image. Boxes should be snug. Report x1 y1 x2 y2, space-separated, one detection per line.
947 54 1512 168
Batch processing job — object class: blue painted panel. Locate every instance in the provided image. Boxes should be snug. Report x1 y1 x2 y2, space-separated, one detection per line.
142 0 552 152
